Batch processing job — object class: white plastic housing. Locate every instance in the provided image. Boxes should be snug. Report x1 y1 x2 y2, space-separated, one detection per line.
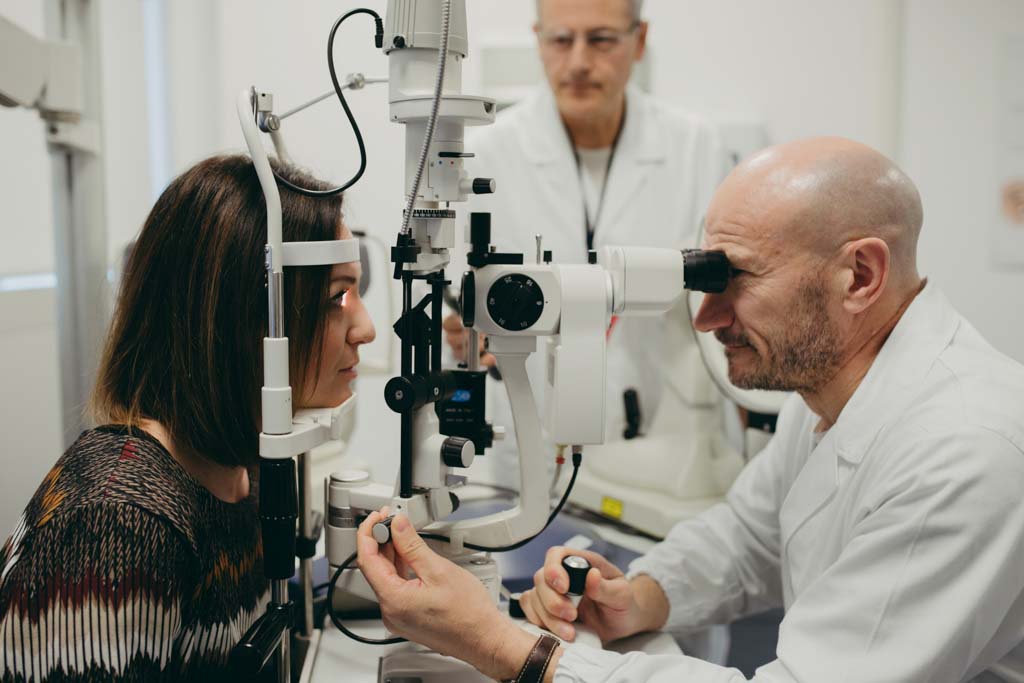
600 246 686 316
544 265 609 445
383 0 469 56
261 337 292 435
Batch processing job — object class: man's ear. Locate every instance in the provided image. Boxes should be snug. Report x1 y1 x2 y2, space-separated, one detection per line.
840 237 890 315
634 21 649 61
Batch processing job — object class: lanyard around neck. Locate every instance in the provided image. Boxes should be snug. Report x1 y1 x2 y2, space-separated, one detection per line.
567 107 626 251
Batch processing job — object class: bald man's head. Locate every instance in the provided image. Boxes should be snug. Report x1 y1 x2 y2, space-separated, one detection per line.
696 137 927 396
712 136 923 290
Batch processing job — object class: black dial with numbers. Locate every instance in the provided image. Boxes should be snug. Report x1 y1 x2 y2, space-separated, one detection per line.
487 274 545 331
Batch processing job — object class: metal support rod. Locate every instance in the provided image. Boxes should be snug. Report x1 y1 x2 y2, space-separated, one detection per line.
467 328 480 372
400 274 414 499
45 0 110 448
271 580 290 682
431 273 443 374
268 268 285 338
278 77 388 120
401 276 413 375
297 452 314 639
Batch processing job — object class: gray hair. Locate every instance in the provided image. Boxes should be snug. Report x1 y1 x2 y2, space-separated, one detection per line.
535 0 644 23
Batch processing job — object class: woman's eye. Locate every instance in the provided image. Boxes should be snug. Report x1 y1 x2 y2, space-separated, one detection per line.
329 290 348 307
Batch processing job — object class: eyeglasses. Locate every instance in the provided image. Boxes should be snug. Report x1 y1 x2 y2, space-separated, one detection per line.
538 23 639 54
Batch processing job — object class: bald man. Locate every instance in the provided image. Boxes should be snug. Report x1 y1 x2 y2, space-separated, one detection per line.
356 138 1024 682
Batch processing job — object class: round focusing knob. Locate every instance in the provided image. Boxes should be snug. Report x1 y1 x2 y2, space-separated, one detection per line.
384 376 416 413
372 517 393 544
487 274 545 331
472 178 496 194
441 436 474 468
562 556 591 599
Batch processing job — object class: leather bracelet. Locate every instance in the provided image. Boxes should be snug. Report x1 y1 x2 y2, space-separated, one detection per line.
508 633 560 683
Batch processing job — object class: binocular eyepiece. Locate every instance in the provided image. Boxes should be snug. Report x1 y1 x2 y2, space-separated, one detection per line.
682 249 732 294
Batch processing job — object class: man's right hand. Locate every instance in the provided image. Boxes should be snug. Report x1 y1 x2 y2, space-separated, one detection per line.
518 546 670 644
442 313 496 368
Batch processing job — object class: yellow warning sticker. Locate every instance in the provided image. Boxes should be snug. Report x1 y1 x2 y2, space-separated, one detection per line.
600 496 624 519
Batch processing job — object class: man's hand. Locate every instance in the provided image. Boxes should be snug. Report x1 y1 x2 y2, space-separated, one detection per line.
442 313 496 368
518 546 670 644
356 511 542 680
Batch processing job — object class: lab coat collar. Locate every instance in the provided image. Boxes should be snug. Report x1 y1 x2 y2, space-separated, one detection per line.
827 282 960 465
520 85 666 166
779 283 960 553
519 85 665 240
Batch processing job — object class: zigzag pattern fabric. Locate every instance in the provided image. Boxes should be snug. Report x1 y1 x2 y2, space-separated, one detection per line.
0 427 270 682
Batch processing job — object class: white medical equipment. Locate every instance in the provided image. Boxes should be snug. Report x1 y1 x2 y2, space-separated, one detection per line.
233 2 746 680
568 253 790 539
1 7 110 448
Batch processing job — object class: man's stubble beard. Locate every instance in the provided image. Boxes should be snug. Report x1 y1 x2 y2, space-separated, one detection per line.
727 275 844 393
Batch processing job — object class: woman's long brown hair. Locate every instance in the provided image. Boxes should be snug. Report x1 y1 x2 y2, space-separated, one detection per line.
90 155 343 467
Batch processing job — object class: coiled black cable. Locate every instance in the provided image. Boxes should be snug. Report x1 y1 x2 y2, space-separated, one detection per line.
269 8 383 196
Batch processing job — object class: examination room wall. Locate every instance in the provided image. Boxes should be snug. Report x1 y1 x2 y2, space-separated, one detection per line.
1 0 1022 532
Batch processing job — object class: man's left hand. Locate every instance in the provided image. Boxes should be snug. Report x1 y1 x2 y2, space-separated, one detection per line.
356 510 540 680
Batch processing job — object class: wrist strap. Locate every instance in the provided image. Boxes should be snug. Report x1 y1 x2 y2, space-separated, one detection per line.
510 633 560 683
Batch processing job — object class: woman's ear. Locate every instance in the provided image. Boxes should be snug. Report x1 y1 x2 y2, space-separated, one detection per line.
840 237 890 315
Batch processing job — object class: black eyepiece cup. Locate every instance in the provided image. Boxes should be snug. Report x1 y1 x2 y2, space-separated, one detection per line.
682 249 731 293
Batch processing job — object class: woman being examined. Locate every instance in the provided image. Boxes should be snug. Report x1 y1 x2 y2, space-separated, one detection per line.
0 155 375 682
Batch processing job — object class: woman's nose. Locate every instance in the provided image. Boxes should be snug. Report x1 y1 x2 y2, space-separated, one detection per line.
349 306 376 346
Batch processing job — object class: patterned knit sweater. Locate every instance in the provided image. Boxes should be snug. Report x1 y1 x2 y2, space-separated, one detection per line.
0 427 270 682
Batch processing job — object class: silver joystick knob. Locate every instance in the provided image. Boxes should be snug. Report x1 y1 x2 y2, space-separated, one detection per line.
372 517 394 544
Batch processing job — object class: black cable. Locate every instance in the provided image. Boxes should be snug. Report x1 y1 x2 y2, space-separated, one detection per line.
429 450 583 553
269 8 384 197
327 551 407 645
327 453 582 645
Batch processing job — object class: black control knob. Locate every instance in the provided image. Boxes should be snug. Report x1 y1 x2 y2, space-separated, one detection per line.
562 556 591 604
472 178 496 194
384 376 417 413
487 274 545 331
508 592 526 619
441 436 474 468
460 271 476 327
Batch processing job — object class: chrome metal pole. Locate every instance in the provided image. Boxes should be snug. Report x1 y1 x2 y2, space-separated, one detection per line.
271 580 290 681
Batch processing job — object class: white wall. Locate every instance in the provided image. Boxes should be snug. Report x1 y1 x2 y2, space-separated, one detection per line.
901 0 1024 363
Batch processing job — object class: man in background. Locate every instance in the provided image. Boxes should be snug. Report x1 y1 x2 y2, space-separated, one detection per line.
448 0 732 488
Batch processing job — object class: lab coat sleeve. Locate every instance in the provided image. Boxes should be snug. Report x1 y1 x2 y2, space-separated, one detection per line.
554 427 1024 682
626 418 790 632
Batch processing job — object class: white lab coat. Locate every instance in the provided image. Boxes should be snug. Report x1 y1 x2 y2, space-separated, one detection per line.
459 85 731 484
554 284 1024 682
